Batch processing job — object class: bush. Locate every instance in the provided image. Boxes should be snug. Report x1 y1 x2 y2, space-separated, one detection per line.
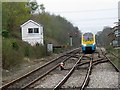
24 45 34 58
2 38 47 69
12 41 19 50
2 38 24 69
2 30 9 38
24 46 30 57
33 44 46 59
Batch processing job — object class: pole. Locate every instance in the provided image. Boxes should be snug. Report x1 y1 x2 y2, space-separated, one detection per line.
70 36 73 46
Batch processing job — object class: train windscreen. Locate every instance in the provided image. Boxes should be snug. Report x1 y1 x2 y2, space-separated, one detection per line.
83 33 93 42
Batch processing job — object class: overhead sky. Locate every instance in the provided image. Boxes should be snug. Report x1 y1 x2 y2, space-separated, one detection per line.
36 0 119 34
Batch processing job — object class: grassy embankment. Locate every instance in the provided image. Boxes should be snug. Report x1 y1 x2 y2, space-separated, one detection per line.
106 45 120 69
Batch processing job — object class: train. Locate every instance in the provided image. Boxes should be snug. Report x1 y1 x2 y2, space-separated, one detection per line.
81 32 96 54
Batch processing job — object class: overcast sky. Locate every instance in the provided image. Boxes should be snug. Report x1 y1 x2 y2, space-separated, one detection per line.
36 0 119 34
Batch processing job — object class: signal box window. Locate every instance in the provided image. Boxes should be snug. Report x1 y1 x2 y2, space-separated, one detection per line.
34 28 39 33
28 28 33 33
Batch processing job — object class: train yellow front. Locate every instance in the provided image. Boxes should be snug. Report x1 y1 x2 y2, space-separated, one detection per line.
81 32 96 54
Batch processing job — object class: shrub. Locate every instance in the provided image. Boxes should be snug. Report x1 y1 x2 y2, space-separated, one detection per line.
33 44 46 59
2 38 24 69
2 38 47 69
12 41 19 50
2 30 9 38
24 46 30 57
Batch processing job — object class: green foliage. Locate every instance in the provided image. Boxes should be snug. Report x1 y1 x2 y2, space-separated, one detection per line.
2 30 9 38
2 38 47 69
23 44 46 59
31 13 81 46
2 2 31 37
2 2 81 47
106 45 119 55
40 4 45 13
106 45 114 51
24 46 30 57
96 26 112 46
2 2 82 70
27 1 39 13
106 45 120 69
33 44 46 59
2 38 24 69
12 41 19 50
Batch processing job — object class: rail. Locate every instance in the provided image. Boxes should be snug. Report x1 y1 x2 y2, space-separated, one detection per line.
1 48 80 89
53 54 84 90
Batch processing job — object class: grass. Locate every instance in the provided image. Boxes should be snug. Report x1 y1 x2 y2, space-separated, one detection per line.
105 45 120 69
106 45 119 56
2 37 47 70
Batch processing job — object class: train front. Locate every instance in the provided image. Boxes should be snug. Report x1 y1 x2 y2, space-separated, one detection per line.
81 32 96 54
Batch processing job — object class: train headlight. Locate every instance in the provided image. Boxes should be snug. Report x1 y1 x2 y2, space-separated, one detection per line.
93 43 95 45
83 44 86 46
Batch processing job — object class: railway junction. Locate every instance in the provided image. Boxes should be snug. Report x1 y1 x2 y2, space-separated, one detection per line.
1 47 119 90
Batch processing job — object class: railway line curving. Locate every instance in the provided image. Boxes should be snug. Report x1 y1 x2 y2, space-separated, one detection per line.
1 48 80 89
1 47 119 90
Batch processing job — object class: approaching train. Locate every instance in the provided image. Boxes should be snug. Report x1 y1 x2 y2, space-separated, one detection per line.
81 32 96 54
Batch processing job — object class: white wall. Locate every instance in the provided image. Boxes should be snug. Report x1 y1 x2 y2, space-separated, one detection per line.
21 21 44 46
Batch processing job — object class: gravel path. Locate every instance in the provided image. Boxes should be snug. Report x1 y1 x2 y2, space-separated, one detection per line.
87 62 119 88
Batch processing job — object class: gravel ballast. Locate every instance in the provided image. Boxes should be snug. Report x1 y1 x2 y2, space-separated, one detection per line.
61 64 88 88
35 74 66 88
2 54 60 84
87 62 119 88
34 57 79 88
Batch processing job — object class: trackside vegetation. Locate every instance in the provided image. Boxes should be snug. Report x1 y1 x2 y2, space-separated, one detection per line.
2 2 81 70
106 45 120 69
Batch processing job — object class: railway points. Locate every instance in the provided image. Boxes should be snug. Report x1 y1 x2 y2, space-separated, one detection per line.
1 47 119 90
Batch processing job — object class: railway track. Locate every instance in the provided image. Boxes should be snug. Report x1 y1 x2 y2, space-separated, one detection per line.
53 54 84 90
2 47 119 89
52 48 119 89
1 48 80 90
99 47 119 72
87 47 120 88
88 56 119 88
31 53 104 89
80 55 93 90
31 49 119 89
53 54 95 90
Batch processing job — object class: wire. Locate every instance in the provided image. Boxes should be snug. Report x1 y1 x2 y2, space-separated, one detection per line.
52 8 118 13
71 17 118 22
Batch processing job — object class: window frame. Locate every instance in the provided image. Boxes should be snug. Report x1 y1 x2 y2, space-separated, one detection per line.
28 28 39 34
28 28 33 33
34 28 39 33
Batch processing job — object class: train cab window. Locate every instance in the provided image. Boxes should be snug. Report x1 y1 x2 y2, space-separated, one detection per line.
83 33 93 41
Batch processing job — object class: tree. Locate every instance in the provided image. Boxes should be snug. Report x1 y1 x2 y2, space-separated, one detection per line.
40 4 45 13
96 26 112 46
27 1 39 14
2 2 31 38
